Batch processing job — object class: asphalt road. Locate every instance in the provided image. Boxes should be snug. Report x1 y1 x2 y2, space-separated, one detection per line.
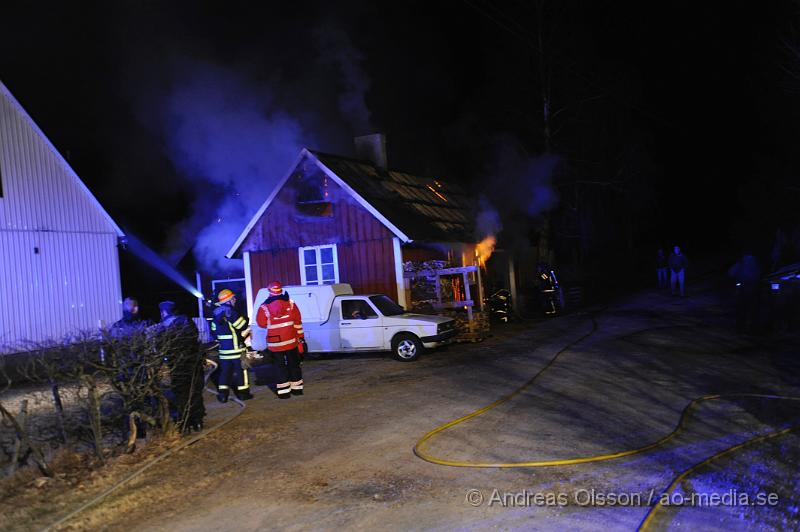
63 284 800 531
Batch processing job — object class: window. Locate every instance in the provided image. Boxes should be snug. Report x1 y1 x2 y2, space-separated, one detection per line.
341 299 378 320
0 161 3 198
299 244 339 285
369 295 405 316
295 174 333 218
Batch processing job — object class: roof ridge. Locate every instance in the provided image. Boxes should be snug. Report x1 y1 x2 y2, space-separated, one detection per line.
309 149 462 186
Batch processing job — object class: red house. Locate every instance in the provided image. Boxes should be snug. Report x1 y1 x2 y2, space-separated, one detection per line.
226 137 482 318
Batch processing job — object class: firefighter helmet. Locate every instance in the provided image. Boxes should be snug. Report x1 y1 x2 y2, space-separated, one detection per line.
217 289 235 304
268 281 283 294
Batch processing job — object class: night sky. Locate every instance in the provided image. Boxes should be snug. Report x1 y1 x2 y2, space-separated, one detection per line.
2 1 799 280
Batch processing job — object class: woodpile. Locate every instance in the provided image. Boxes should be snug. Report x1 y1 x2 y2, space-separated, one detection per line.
438 309 490 343
403 259 491 342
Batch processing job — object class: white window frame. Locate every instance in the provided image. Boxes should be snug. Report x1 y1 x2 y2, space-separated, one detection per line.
299 244 340 285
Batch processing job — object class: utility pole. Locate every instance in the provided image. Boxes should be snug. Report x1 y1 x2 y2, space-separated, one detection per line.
535 0 552 264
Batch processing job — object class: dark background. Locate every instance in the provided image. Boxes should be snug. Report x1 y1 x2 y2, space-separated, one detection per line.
2 1 799 315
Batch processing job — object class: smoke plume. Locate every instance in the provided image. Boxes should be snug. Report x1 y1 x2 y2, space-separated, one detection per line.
157 62 313 275
479 136 560 248
314 24 373 133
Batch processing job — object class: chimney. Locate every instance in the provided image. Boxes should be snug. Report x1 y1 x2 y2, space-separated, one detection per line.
354 133 387 168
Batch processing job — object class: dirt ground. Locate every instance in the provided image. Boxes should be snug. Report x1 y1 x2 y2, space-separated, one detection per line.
3 281 799 531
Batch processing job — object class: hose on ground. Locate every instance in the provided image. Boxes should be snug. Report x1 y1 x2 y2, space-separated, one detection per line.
413 310 800 531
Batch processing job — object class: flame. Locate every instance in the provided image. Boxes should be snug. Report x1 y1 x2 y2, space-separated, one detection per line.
476 235 496 267
426 184 448 203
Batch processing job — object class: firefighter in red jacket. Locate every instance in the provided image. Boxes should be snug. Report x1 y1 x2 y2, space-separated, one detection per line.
211 289 253 402
256 281 306 398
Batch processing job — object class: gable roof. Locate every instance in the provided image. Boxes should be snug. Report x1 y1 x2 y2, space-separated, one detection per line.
0 80 124 237
227 149 474 258
311 151 474 241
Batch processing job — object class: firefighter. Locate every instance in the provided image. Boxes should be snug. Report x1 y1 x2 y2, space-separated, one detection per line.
256 281 307 399
158 301 205 432
111 297 147 333
211 289 253 402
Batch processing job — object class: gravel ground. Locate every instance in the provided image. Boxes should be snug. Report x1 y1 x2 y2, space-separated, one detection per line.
2 281 798 531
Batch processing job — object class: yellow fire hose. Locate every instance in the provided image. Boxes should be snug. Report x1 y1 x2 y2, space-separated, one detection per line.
412 314 800 530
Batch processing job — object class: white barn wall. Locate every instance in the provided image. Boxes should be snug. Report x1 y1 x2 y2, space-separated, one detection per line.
0 81 123 352
0 232 121 350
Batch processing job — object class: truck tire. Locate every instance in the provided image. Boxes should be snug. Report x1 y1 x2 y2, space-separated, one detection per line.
392 333 423 361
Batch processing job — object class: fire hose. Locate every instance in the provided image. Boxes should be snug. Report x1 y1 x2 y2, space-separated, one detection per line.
42 359 245 532
413 311 800 531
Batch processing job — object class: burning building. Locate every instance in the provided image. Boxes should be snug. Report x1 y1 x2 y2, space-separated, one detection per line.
226 134 489 318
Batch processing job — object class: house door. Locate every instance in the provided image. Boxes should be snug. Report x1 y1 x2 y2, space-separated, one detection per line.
338 298 382 349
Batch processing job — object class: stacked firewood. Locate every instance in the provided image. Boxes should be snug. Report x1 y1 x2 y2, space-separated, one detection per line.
404 260 452 310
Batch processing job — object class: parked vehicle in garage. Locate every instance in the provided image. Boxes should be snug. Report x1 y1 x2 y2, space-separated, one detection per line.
250 284 457 361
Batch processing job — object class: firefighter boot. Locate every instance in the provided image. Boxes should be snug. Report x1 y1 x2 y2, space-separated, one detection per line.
290 381 304 396
236 389 254 401
276 384 292 399
217 389 229 403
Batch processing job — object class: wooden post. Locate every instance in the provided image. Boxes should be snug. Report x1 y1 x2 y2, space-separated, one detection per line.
476 261 485 312
196 271 204 319
49 379 68 444
509 256 518 312
463 272 473 323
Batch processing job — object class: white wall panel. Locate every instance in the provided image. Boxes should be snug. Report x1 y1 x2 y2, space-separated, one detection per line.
0 82 124 353
0 231 122 352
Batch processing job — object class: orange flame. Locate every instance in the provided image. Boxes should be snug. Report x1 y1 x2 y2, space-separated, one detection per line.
476 235 496 267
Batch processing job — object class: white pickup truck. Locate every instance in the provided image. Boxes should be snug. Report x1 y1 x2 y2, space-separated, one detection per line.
249 284 457 361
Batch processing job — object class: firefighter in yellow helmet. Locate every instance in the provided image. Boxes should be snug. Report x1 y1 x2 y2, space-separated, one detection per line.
210 289 253 402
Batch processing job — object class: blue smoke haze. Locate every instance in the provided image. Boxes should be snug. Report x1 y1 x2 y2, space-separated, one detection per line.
158 62 315 275
139 23 373 277
476 196 502 239
478 137 560 244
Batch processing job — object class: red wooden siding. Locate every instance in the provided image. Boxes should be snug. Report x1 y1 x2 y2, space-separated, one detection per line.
337 238 397 298
243 157 399 302
248 241 398 301
249 249 301 298
240 158 393 252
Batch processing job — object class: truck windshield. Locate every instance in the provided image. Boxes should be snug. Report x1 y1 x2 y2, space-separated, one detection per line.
369 295 405 316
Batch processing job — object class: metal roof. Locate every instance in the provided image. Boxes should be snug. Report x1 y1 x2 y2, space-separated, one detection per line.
311 151 474 242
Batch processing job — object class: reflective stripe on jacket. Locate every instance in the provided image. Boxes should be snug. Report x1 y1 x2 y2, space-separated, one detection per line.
256 295 304 352
211 305 248 359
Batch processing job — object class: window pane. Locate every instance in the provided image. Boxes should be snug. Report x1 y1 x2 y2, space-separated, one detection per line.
304 249 317 265
341 300 376 319
305 265 318 282
370 295 405 316
320 247 333 264
321 264 335 282
341 300 357 319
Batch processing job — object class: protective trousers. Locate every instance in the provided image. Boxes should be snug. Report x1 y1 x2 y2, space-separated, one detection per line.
217 356 250 398
274 348 303 398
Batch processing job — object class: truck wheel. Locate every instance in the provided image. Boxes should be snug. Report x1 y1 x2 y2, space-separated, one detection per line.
392 333 423 361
